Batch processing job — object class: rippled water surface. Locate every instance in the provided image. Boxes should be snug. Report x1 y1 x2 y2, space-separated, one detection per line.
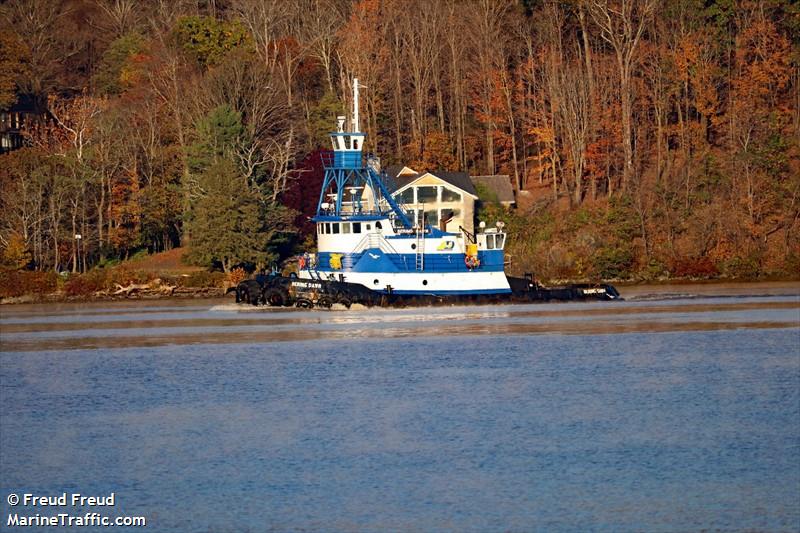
2 283 799 532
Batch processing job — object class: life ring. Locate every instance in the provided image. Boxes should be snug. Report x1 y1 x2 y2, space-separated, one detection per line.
464 254 481 269
298 256 307 269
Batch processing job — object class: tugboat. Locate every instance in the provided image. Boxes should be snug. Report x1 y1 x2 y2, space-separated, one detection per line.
228 79 620 307
298 79 512 296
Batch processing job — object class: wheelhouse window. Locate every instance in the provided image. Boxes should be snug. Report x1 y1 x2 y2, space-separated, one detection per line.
353 222 362 233
486 234 496 249
342 222 351 234
495 234 505 248
332 223 340 234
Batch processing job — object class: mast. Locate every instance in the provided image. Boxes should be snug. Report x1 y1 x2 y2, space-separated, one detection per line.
353 77 360 132
315 77 412 228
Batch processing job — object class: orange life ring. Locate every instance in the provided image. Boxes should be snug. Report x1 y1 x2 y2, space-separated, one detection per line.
464 255 480 269
298 256 307 269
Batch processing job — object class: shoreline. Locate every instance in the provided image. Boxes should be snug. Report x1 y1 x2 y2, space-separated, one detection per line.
0 287 225 306
2 278 798 306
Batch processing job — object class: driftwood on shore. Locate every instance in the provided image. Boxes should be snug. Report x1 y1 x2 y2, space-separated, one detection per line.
102 278 178 297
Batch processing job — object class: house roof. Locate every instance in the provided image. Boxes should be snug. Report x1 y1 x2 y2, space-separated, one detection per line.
384 165 418 179
384 167 479 198
470 175 516 204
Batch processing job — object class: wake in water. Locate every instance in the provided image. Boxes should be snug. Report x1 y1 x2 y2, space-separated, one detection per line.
626 292 799 302
209 303 366 312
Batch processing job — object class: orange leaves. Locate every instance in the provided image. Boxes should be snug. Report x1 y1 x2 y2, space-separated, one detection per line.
735 19 792 98
109 171 141 250
730 17 793 147
407 131 457 172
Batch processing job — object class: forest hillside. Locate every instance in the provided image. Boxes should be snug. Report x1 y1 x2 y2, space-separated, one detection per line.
1 0 797 289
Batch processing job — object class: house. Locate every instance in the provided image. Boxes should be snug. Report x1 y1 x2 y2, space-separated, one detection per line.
384 165 479 235
0 95 37 154
470 175 516 207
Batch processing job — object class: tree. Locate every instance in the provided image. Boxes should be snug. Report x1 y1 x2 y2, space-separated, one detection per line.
186 158 293 271
172 16 252 69
0 31 30 109
92 33 147 95
589 0 658 191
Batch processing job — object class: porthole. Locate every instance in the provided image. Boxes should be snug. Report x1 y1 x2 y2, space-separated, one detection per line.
373 279 380 285
422 280 428 286
411 243 417 250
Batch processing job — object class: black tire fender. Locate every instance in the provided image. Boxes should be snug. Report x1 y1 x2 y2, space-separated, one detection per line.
263 287 287 307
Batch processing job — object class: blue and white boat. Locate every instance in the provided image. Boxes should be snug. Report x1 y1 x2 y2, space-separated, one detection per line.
298 79 511 296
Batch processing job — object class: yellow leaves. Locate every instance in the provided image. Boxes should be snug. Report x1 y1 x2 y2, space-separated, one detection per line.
1 233 31 270
527 126 555 144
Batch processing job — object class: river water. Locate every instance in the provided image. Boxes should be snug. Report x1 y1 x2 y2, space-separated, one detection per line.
1 283 799 532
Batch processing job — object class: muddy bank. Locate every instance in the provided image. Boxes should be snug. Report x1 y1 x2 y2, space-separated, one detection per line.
1 287 225 305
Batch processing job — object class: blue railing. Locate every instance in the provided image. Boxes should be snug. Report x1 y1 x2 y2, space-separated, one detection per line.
321 151 363 169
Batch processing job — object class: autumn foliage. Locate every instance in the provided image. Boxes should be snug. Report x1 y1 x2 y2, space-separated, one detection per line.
0 0 797 285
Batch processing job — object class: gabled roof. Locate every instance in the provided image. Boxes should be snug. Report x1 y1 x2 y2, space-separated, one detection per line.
384 165 418 180
471 175 516 205
385 168 479 198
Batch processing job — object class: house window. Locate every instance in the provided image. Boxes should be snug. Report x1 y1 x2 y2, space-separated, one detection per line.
441 208 461 220
441 188 461 202
399 188 414 204
417 186 437 203
424 208 438 226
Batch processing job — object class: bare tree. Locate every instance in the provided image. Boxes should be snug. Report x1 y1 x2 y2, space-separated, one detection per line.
557 62 590 205
588 0 658 191
93 0 142 38
200 52 296 203
295 0 348 93
467 0 514 175
0 0 67 99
